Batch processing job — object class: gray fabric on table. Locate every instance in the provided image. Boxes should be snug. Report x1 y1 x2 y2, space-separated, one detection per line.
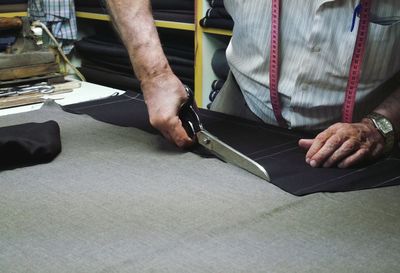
0 101 399 273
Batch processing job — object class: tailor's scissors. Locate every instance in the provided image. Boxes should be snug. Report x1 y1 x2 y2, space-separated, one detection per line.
179 86 270 181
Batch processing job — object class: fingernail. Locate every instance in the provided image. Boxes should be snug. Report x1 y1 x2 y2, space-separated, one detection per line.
306 158 310 164
310 160 317 168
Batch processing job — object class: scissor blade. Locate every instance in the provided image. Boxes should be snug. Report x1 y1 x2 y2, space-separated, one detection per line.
196 130 270 181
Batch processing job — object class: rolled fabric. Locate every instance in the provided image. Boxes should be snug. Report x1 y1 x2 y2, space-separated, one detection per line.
0 120 61 169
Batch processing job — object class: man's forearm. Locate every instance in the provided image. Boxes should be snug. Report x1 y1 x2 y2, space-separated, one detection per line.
106 0 172 82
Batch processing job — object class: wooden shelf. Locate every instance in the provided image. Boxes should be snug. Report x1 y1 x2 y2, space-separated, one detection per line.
0 11 27 17
76 11 195 31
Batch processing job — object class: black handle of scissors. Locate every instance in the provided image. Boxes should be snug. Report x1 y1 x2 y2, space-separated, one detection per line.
178 86 202 139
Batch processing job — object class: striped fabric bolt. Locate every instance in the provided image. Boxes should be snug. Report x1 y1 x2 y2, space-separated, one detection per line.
224 0 400 130
28 0 78 54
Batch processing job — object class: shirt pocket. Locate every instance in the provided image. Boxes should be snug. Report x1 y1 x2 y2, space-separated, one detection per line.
361 18 400 82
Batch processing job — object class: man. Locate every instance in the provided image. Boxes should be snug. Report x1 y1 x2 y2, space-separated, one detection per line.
107 0 400 168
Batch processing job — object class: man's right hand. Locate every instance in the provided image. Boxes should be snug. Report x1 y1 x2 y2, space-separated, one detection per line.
141 72 194 148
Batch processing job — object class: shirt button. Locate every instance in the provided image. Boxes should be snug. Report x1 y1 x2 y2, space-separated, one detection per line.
311 46 321 52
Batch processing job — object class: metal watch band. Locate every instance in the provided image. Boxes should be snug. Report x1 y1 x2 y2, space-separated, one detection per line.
366 112 395 155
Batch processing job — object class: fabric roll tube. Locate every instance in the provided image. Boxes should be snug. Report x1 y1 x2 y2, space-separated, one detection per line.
199 17 234 30
206 8 232 19
151 0 194 10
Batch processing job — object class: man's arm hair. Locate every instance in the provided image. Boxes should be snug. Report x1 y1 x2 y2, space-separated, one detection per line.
106 0 173 83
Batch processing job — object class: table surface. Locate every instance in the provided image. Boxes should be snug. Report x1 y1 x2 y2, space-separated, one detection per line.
1 83 399 273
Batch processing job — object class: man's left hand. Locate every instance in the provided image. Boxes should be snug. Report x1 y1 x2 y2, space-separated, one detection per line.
298 120 385 168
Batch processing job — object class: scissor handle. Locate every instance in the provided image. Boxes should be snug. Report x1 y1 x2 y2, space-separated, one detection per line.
178 86 202 139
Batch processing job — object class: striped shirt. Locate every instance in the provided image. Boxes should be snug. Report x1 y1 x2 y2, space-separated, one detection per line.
28 0 77 54
224 0 400 129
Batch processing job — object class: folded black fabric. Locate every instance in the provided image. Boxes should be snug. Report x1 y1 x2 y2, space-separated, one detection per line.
212 79 225 90
206 8 231 19
152 10 194 23
79 65 141 91
0 120 61 170
207 0 224 8
63 91 400 196
0 0 27 4
200 17 234 30
151 0 194 10
211 48 229 80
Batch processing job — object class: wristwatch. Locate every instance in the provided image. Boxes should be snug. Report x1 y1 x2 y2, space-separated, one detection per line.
366 112 395 155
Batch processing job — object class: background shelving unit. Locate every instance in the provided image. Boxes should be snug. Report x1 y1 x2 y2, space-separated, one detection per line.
0 11 27 17
0 1 233 108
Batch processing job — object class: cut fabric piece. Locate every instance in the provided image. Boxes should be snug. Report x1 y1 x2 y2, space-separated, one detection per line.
0 119 61 170
28 0 77 54
63 91 400 196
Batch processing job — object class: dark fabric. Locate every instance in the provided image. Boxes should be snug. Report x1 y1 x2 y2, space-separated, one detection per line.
199 17 234 30
211 48 230 80
76 35 194 60
207 0 224 8
152 10 194 23
0 120 61 170
75 28 194 90
0 36 16 51
63 91 400 196
74 0 102 8
0 0 27 4
151 0 194 10
212 79 225 90
78 65 194 92
79 65 141 91
206 8 231 19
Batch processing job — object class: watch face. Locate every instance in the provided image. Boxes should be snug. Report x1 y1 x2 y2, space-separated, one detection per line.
377 118 393 135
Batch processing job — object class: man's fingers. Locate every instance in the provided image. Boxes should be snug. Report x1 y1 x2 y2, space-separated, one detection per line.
308 135 344 167
322 139 358 167
305 131 331 162
337 148 369 168
298 139 314 150
169 117 194 148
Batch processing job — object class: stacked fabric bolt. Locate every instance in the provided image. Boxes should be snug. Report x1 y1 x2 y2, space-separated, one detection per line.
75 26 194 92
207 48 229 109
74 0 194 23
200 0 233 30
0 0 27 13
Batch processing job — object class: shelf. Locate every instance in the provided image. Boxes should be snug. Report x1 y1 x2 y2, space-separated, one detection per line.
202 28 232 36
0 11 27 17
76 11 195 31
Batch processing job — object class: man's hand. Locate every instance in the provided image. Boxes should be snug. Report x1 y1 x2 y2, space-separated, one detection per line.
141 72 194 148
298 120 385 168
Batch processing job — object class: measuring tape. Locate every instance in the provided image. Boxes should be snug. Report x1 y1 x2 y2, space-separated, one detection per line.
269 0 372 126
